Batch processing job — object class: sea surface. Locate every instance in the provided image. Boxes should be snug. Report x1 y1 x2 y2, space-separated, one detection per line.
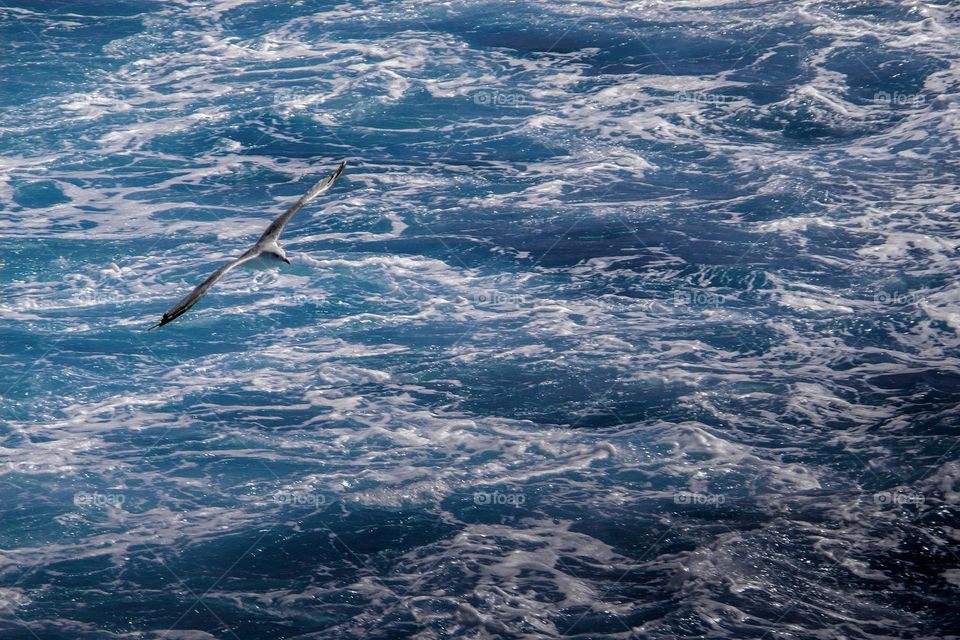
1 0 959 638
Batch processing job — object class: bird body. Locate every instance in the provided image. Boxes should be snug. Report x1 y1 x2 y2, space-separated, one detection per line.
252 240 290 267
241 251 288 271
149 160 346 330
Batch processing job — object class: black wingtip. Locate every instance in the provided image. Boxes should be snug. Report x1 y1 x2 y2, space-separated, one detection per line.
147 319 165 331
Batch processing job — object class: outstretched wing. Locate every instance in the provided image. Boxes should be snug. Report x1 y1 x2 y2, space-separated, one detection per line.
148 248 260 330
256 160 347 246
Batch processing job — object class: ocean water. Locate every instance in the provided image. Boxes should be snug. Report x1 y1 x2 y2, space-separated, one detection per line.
1 0 959 638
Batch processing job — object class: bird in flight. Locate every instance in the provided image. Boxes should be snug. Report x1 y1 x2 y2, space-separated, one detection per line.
149 160 347 330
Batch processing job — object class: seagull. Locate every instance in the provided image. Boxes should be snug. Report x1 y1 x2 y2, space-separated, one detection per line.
149 160 347 330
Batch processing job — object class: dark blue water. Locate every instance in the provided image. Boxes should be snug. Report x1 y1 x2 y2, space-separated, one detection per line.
2 1 959 638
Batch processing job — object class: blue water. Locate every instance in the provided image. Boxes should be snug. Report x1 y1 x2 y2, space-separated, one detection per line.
2 0 960 638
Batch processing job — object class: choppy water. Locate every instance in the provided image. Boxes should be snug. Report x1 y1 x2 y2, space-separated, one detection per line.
2 0 960 638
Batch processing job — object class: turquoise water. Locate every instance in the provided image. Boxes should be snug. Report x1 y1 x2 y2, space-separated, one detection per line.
2 1 959 638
